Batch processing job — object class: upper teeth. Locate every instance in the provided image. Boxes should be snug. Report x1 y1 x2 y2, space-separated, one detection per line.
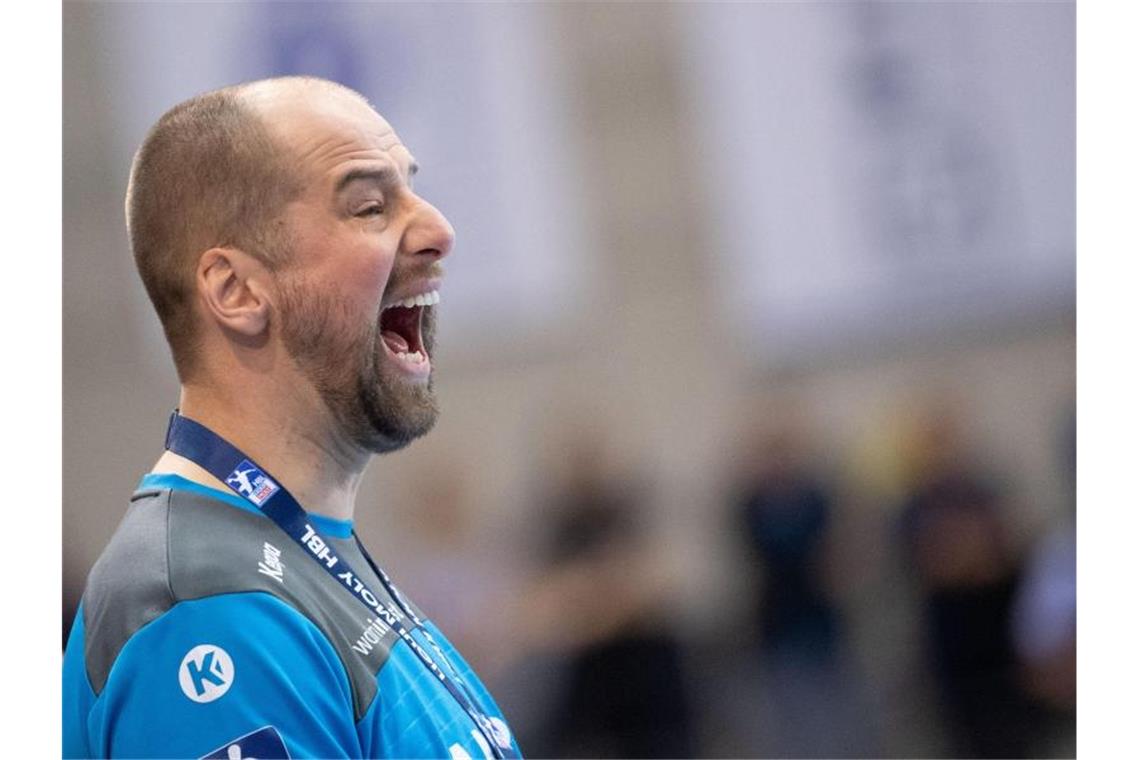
384 290 440 310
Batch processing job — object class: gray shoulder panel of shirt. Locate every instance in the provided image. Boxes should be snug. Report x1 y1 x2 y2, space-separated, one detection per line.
81 486 399 720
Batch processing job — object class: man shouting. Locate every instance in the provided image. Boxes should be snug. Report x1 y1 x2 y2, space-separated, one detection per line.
63 76 520 760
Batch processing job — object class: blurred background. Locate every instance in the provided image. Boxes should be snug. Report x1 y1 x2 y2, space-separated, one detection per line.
63 2 1075 757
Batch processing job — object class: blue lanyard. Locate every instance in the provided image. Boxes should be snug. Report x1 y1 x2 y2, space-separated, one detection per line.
164 412 516 759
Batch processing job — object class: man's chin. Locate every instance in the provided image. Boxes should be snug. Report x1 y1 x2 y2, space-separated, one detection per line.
359 413 437 455
353 379 439 455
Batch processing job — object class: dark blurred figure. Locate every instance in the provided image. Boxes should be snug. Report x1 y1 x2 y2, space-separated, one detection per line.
731 423 876 758
523 442 696 759
898 408 1031 758
737 428 840 664
1009 409 1076 757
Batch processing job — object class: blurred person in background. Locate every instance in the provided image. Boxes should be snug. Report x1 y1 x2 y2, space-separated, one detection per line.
730 418 877 758
736 424 841 666
897 404 1031 758
62 77 521 759
390 462 518 682
512 437 696 759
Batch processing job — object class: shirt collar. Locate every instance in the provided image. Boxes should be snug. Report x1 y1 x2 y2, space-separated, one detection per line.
137 472 355 539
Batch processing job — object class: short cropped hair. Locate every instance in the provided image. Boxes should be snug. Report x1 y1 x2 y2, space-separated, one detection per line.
125 84 301 379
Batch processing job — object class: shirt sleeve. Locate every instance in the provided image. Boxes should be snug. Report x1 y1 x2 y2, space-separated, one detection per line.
84 591 361 759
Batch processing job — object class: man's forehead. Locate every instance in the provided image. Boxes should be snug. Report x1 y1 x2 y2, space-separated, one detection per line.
244 83 413 177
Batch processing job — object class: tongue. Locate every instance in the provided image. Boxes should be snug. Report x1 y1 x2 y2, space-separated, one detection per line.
381 330 410 353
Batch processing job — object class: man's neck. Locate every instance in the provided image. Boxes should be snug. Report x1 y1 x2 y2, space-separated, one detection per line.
150 384 370 522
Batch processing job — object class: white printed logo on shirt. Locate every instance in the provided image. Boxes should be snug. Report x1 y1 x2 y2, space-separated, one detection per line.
449 730 494 760
179 644 234 703
258 542 285 584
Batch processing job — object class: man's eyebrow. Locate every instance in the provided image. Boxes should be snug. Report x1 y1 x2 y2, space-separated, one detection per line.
334 162 419 193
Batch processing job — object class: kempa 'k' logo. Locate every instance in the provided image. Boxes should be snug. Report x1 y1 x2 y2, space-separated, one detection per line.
179 644 234 703
226 460 279 507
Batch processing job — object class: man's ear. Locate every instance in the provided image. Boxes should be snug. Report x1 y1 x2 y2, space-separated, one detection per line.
196 247 273 337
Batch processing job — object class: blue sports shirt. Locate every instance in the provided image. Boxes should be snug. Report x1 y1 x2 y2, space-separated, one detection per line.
63 474 521 759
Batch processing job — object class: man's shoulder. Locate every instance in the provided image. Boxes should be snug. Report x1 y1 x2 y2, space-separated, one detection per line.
80 485 293 694
79 483 395 719
84 484 296 612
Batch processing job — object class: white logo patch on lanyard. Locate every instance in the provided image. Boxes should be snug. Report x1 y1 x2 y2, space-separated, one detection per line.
488 717 513 750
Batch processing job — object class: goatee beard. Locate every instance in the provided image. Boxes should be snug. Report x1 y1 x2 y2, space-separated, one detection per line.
279 283 440 455
353 305 439 453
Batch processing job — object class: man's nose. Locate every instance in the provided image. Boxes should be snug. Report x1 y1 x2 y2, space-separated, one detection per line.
403 197 455 261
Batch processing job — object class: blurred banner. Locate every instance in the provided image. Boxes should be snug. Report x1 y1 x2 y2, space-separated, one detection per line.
92 1 595 361
680 2 1074 366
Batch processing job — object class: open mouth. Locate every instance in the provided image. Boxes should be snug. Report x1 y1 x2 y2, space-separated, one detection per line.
379 290 439 375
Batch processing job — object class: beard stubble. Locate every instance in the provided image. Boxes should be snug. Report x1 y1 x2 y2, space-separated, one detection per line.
277 277 439 454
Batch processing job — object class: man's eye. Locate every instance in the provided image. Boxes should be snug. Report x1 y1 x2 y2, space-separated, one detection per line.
356 203 384 217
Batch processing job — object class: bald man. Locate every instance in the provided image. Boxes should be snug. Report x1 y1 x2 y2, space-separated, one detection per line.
63 78 521 760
